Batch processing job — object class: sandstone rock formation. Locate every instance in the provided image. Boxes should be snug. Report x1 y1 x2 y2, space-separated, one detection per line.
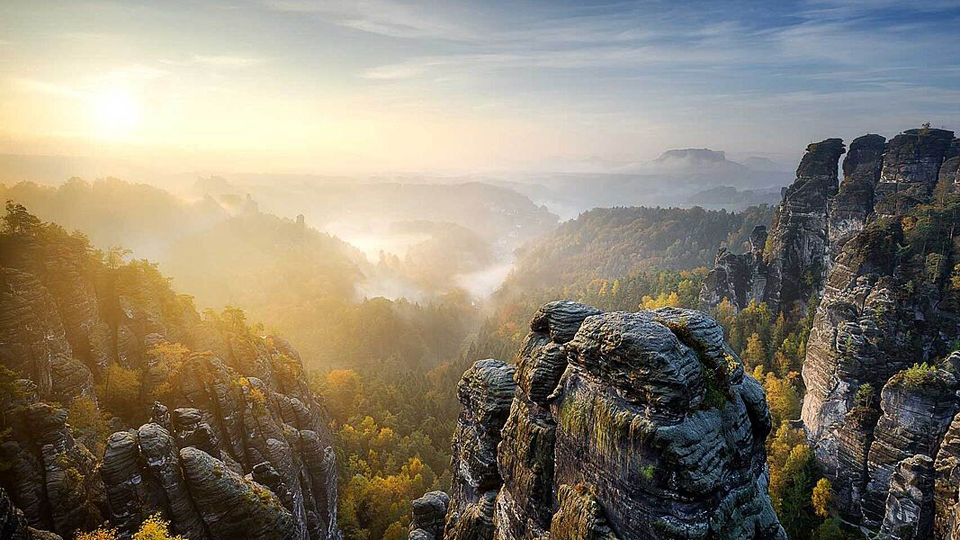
0 216 340 539
94 353 341 540
828 134 887 249
0 388 105 537
408 491 450 540
874 127 956 217
764 137 846 314
700 125 960 538
417 301 785 539
698 225 768 311
700 137 852 314
444 358 515 540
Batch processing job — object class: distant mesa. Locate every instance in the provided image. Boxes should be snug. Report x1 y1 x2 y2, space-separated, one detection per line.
654 147 730 164
649 148 749 173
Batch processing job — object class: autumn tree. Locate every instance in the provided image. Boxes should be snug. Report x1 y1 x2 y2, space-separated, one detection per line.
97 364 143 421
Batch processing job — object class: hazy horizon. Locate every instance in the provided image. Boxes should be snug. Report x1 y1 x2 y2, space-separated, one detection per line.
2 0 959 179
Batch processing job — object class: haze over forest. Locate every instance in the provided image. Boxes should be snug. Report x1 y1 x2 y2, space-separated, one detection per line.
3 2 960 540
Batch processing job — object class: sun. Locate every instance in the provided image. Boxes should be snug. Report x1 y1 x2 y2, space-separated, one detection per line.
91 88 141 137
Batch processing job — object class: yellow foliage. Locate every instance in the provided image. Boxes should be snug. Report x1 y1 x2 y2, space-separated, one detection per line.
96 364 142 418
640 291 680 310
77 527 118 540
767 422 810 512
742 333 766 370
75 514 183 540
248 386 267 408
133 514 184 540
67 395 109 455
761 371 801 428
812 478 833 518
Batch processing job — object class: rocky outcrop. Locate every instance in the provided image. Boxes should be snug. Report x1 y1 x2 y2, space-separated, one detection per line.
419 302 785 540
800 165 960 537
700 138 849 313
879 454 937 540
698 126 960 537
935 414 960 539
828 134 886 249
0 215 339 539
802 228 960 531
700 130 960 318
763 138 846 314
860 366 959 528
494 301 598 539
179 447 297 540
698 226 768 311
549 484 618 540
97 354 340 540
0 384 105 538
939 139 960 190
874 128 956 216
443 359 515 539
408 491 450 540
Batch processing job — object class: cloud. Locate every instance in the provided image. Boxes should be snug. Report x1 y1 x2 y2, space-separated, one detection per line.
11 77 82 98
160 55 264 69
261 0 479 40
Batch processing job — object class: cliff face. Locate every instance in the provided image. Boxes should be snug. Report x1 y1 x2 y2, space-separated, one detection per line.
828 134 887 250
800 131 960 538
412 301 785 540
700 137 853 314
763 138 847 314
874 128 956 217
699 126 960 537
698 225 768 311
0 216 339 540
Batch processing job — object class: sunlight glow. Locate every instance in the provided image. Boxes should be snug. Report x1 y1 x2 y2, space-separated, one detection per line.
91 88 141 138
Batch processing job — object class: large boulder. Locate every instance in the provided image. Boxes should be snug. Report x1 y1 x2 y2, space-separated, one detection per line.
419 303 785 540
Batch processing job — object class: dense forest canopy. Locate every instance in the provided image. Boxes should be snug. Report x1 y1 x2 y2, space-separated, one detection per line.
500 204 775 293
0 187 797 538
2 175 888 539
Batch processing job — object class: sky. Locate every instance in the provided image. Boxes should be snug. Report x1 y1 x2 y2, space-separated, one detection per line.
1 0 959 176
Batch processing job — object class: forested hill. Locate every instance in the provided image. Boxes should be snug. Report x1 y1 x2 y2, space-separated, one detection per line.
0 202 341 539
500 204 775 292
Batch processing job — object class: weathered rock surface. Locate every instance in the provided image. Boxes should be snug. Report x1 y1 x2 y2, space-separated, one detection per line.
0 388 105 538
802 235 960 533
408 491 450 539
443 359 515 539
763 138 846 314
0 217 340 539
935 414 960 538
770 126 960 537
828 134 886 249
879 454 936 540
698 125 960 536
700 138 849 314
97 354 341 540
549 484 618 540
699 226 768 312
180 447 297 539
861 366 959 528
417 302 785 540
874 128 956 216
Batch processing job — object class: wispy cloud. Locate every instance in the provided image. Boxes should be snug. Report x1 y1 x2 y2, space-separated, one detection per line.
11 77 82 98
161 55 264 69
261 0 480 40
